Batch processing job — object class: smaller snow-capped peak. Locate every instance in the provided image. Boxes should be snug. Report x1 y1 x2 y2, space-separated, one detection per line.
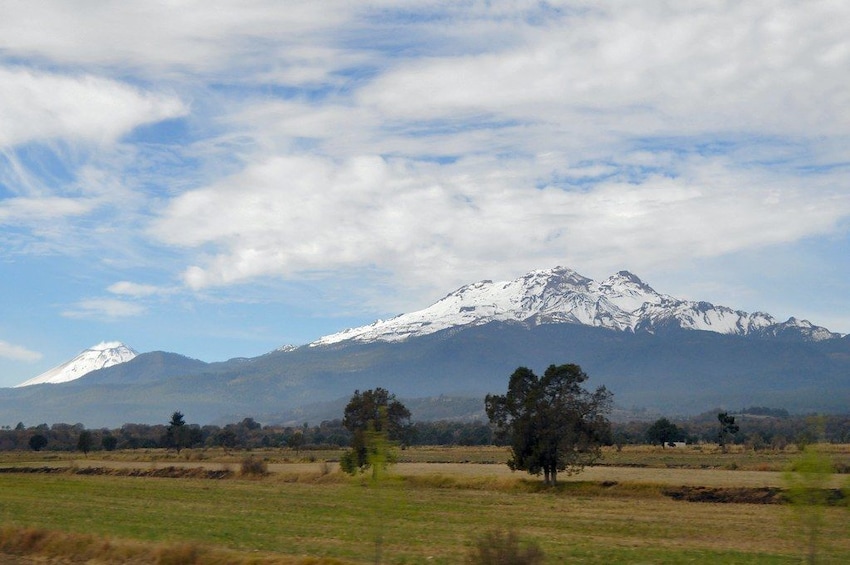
757 317 842 342
638 300 776 335
15 342 138 387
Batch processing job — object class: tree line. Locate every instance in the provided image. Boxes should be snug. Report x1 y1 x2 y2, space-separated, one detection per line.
2 402 848 455
616 410 850 450
0 413 497 453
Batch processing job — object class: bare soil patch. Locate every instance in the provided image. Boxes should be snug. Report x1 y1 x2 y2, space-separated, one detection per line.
662 486 784 504
0 465 232 479
662 485 848 505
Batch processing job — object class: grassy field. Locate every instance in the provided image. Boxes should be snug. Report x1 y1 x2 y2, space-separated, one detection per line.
7 442 849 470
0 445 848 564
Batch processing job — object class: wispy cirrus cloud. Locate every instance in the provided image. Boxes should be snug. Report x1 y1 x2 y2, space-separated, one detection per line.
0 196 94 224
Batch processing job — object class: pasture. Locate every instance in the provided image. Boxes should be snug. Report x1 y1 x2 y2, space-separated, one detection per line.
0 445 848 564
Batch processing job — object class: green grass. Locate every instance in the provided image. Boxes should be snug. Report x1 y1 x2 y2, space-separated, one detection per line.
1 469 848 564
1 445 849 563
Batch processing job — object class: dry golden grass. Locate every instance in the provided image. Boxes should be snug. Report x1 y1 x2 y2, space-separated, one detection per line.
1 445 849 563
4 442 849 470
0 524 353 564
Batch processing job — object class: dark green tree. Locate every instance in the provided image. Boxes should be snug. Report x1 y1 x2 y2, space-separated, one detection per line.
240 417 261 431
165 411 190 453
340 388 411 475
213 428 237 451
101 434 118 451
76 429 93 456
486 364 613 485
717 411 740 451
169 411 186 427
646 417 684 448
28 434 48 451
286 432 305 455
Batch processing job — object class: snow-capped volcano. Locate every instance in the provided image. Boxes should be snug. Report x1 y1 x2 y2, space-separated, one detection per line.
15 342 138 387
313 267 839 345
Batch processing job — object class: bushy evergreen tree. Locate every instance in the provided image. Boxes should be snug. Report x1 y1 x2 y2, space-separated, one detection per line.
717 412 740 451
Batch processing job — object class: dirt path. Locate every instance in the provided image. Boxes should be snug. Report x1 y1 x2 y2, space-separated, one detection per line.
7 457 846 488
9 458 818 488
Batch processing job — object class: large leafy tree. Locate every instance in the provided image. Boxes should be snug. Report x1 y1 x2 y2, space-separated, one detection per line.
486 364 612 485
28 434 48 451
340 388 412 475
646 417 685 448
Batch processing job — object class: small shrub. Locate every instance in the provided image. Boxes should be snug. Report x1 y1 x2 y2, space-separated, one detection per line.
154 542 201 564
466 529 544 565
240 456 268 476
339 450 358 475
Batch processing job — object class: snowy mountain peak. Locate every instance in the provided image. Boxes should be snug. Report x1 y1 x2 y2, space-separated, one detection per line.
312 266 839 346
598 271 665 312
16 342 138 387
603 271 653 294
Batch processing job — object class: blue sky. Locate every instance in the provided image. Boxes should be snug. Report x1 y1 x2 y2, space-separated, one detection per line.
1 1 849 387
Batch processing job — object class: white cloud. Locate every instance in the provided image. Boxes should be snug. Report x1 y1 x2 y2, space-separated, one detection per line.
2 1 849 328
0 196 94 224
107 281 170 298
0 1 358 81
360 2 850 137
62 299 146 319
0 340 42 362
149 149 850 302
0 68 186 148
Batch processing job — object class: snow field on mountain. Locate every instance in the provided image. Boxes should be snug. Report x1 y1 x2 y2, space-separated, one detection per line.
314 266 837 345
16 342 137 387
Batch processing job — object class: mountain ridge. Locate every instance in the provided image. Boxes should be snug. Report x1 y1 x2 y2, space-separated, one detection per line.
313 266 839 346
13 266 843 389
4 320 847 427
6 265 847 426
